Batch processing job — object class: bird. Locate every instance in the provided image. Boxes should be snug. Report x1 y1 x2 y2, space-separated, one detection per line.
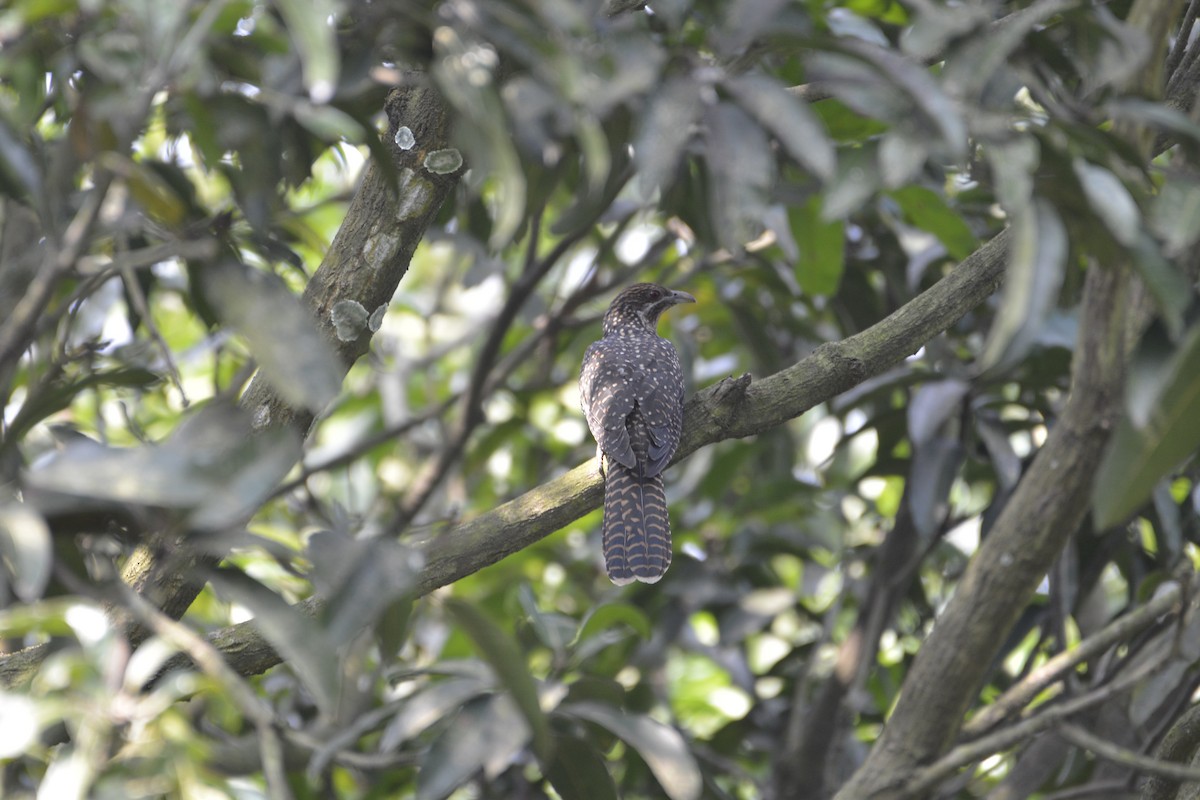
579 283 694 585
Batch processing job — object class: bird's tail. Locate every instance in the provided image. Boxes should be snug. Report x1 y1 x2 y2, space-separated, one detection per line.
602 462 672 585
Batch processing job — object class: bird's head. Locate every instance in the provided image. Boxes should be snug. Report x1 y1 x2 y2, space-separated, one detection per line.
602 283 695 335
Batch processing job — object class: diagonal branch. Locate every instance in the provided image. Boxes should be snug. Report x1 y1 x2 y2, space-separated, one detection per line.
115 223 1012 682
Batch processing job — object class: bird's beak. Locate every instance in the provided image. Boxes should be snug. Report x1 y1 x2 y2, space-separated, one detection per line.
668 290 696 306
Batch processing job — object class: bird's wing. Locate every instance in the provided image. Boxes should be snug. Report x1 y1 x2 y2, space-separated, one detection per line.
630 340 685 478
580 342 637 469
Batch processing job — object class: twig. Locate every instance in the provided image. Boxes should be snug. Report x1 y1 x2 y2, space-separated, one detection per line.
895 651 1171 798
115 584 295 800
0 173 114 386
1 221 1013 688
118 259 189 407
394 170 634 527
1039 780 1137 800
1167 0 1200 77
1059 722 1200 783
961 583 1183 738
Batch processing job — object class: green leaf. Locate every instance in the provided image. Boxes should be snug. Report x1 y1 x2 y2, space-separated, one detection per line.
1072 159 1139 247
907 379 969 446
1150 172 1200 256
909 437 965 539
206 568 341 715
4 367 160 444
1128 233 1191 338
705 102 773 249
518 583 574 655
0 118 42 200
307 531 420 648
416 694 532 800
822 143 880 220
201 259 342 413
0 505 51 602
544 731 619 800
379 677 492 752
846 40 967 157
1109 99 1200 153
725 73 835 181
444 598 553 763
1093 322 1200 527
888 186 978 261
878 130 927 188
634 75 702 197
812 97 890 142
272 0 339 102
789 196 845 296
978 198 1067 374
566 703 702 800
25 404 300 531
432 26 524 248
575 602 652 645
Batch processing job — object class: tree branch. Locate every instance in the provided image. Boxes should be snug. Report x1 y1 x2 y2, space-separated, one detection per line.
962 583 1184 739
833 0 1179 792
0 81 466 690
105 223 1013 683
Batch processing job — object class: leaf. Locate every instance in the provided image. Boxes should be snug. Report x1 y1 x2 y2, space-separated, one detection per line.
975 416 1022 492
518 584 574 655
25 404 300 531
888 186 978 261
307 531 420 648
0 505 52 602
978 199 1067 374
120 156 188 225
201 259 342 413
1093 322 1200 527
907 379 969 447
273 0 339 102
822 144 880 220
878 129 927 189
544 732 619 800
416 694 531 800
1072 159 1139 247
813 97 890 142
4 368 160 444
941 0 1069 101
1109 99 1200 153
0 113 41 201
379 677 492 752
206 568 341 715
444 598 553 763
724 73 835 181
1127 234 1191 338
789 196 845 296
1152 483 1183 564
704 102 773 250
909 437 965 539
987 136 1039 212
1150 172 1200 256
575 602 652 644
842 39 967 158
432 26 524 248
1126 323 1177 430
566 703 702 800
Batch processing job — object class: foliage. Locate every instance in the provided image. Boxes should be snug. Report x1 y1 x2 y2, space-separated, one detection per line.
1 0 1200 798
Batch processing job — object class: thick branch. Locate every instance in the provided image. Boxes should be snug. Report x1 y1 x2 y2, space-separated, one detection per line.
134 225 1011 682
0 83 464 690
833 0 1178 793
833 186 1136 800
119 83 464 625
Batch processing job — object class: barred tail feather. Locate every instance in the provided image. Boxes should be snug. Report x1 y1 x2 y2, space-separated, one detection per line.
602 463 672 585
